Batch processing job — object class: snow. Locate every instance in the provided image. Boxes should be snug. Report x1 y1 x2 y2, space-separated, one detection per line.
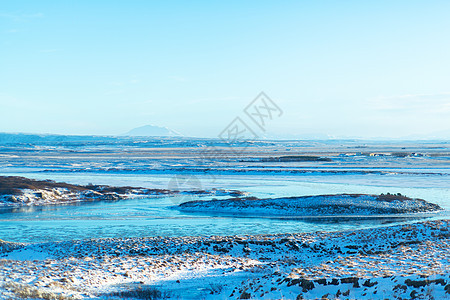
0 181 245 208
2 248 52 261
1 219 450 299
0 136 449 298
177 194 443 216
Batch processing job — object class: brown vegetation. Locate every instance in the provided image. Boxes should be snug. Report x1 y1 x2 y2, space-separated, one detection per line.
0 176 173 199
0 176 89 195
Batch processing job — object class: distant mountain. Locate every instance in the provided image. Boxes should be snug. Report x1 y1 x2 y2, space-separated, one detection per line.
122 125 182 137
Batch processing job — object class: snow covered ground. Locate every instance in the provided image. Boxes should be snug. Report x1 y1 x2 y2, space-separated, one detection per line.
0 176 245 208
0 136 448 299
177 193 443 216
0 135 449 176
1 219 450 299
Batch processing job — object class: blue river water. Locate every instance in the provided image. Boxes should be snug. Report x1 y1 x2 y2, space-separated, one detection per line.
0 171 449 243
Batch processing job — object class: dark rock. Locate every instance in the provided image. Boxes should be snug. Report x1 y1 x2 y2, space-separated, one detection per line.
330 278 339 285
404 279 439 288
363 279 377 287
433 278 446 286
445 284 450 294
299 279 315 292
341 277 360 288
288 278 315 292
393 284 407 291
239 291 251 299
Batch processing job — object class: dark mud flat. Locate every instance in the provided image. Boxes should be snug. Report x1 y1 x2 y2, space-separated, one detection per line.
177 193 443 216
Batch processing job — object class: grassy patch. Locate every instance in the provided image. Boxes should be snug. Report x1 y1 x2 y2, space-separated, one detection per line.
0 176 89 195
377 193 413 201
0 175 172 197
105 286 170 299
2 282 76 300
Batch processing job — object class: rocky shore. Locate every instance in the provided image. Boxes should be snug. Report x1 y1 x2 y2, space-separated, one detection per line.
0 176 245 207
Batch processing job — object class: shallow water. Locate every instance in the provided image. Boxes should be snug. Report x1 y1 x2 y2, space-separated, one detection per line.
1 172 448 243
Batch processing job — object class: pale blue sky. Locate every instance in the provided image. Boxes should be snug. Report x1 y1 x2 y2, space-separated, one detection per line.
1 1 450 138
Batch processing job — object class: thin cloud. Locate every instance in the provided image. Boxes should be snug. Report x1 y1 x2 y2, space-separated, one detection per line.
368 93 450 113
0 12 44 22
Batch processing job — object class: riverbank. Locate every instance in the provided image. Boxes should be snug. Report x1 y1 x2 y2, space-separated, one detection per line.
1 219 449 299
0 176 245 207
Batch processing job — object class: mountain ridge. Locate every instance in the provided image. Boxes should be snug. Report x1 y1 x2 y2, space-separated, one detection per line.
122 125 182 137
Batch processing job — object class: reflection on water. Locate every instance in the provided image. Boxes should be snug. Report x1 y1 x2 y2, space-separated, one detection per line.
0 199 126 215
297 215 430 225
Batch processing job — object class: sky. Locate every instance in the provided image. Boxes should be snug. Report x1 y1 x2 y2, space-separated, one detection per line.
1 0 450 139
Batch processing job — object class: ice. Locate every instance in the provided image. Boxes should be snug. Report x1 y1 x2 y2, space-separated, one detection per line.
0 134 449 299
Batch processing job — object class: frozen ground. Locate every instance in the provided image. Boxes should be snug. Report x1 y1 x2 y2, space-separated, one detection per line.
0 176 246 208
0 176 172 207
1 219 450 299
0 135 449 299
0 135 449 176
177 193 442 216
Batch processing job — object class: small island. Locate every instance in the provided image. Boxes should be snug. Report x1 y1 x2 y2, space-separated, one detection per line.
177 193 442 216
